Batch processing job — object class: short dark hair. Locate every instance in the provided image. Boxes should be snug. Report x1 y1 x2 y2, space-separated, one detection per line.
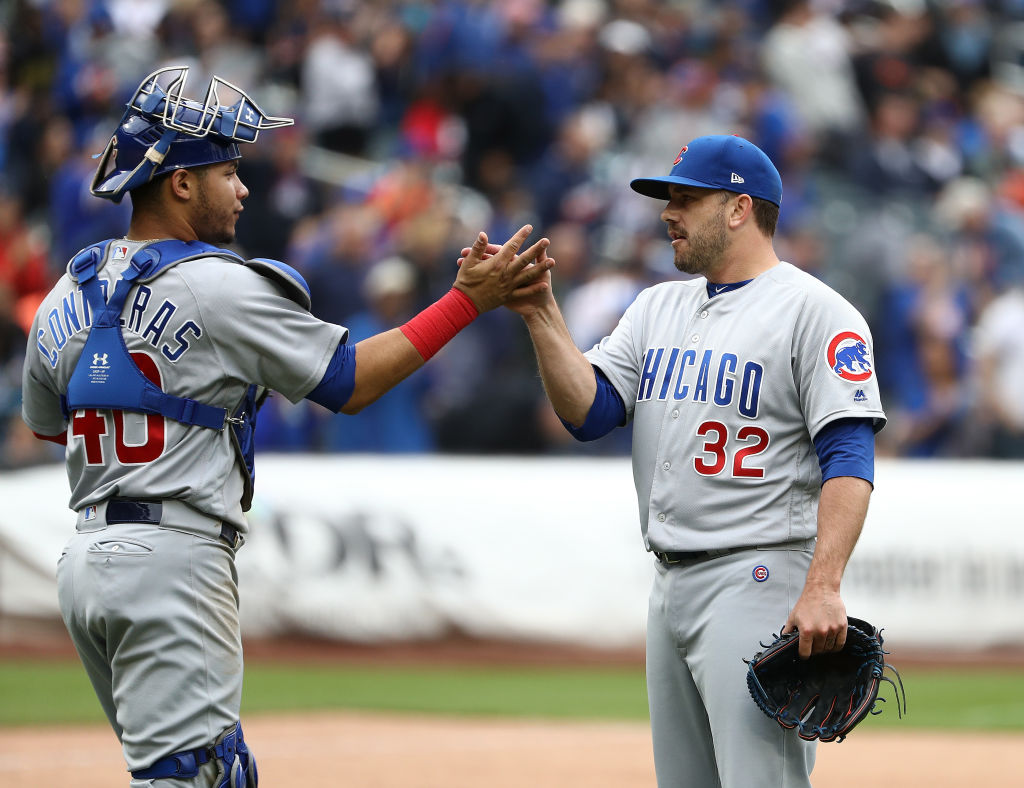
752 197 779 237
719 190 779 237
128 164 216 211
128 174 168 212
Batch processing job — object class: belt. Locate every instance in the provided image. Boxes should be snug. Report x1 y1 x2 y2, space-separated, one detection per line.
652 537 816 566
653 547 745 565
105 499 240 549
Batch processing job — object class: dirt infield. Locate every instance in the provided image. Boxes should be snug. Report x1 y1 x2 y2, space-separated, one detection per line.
1 712 1021 787
2 624 1023 786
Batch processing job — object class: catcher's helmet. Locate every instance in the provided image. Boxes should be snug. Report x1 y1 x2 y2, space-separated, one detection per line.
91 66 293 203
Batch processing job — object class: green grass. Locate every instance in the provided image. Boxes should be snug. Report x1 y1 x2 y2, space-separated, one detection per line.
2 659 1022 732
857 668 1024 732
243 663 650 720
0 659 111 725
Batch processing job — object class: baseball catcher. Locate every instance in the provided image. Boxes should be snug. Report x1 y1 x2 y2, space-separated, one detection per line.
22 63 551 787
745 616 906 742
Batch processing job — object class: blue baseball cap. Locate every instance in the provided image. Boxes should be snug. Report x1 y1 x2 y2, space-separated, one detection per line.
630 134 783 206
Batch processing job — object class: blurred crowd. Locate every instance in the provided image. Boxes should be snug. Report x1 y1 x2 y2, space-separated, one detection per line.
5 0 1024 467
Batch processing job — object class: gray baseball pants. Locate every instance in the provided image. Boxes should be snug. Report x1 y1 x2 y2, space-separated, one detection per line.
57 501 243 786
646 543 817 787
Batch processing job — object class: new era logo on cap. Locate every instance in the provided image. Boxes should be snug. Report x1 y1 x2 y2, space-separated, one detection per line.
629 135 783 206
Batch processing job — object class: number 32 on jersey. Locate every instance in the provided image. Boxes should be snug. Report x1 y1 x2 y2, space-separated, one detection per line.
694 421 769 478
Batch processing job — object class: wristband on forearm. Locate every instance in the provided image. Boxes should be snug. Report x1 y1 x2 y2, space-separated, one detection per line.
399 287 479 360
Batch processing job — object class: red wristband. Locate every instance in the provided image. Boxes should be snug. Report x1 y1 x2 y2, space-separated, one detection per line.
399 287 479 360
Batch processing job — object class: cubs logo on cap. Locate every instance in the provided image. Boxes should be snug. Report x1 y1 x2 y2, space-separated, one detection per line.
630 135 783 206
826 331 873 382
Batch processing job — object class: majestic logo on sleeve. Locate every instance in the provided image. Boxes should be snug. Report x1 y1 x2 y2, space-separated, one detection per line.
826 331 873 382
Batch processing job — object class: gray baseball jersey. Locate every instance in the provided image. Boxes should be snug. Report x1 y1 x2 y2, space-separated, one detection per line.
21 239 346 531
585 261 886 552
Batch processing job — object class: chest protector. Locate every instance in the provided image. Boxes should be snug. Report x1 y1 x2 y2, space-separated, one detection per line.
62 239 312 509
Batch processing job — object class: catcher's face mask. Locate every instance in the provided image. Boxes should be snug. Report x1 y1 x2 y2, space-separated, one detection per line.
91 65 294 203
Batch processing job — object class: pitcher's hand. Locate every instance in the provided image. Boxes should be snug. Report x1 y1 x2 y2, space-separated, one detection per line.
456 228 554 315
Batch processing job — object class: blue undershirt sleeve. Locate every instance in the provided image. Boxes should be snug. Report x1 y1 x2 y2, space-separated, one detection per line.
305 341 356 413
813 417 875 485
560 366 627 442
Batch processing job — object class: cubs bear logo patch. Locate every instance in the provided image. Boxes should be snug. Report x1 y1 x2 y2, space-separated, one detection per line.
825 331 873 382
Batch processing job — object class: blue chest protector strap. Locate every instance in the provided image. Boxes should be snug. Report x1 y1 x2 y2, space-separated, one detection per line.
61 239 312 512
62 240 244 429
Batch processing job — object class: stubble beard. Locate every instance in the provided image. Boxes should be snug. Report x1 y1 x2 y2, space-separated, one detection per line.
673 209 729 276
195 180 237 246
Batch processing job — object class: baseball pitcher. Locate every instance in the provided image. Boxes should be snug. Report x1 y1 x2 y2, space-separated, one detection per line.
503 134 886 787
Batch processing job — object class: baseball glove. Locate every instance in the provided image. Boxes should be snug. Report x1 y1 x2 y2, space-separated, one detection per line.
744 616 905 743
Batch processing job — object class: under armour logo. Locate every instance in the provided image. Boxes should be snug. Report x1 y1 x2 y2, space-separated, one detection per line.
92 353 109 366
731 173 745 184
244 106 256 123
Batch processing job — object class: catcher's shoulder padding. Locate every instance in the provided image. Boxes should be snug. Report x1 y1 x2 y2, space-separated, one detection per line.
744 616 906 743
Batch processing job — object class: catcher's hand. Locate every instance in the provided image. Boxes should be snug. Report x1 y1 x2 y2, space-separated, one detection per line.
744 616 906 742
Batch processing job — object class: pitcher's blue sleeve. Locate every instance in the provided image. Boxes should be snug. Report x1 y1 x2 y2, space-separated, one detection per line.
560 366 627 442
813 417 875 485
305 341 356 412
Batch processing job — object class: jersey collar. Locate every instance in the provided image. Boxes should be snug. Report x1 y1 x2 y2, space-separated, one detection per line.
705 278 753 299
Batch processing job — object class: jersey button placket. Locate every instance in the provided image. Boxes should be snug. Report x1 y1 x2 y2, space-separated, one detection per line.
654 310 700 538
